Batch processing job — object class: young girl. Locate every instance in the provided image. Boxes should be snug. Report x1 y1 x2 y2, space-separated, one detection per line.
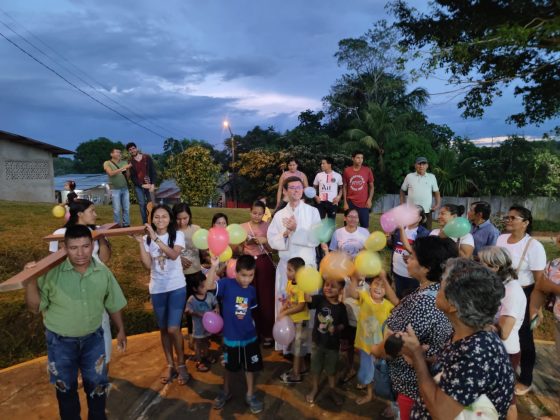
64 179 77 205
241 200 275 347
278 257 308 383
430 204 474 258
346 273 394 405
135 204 189 384
185 272 219 372
173 203 202 350
479 246 526 420
390 205 430 298
211 212 228 228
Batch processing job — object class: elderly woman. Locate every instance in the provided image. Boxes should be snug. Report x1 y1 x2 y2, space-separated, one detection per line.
376 236 458 420
496 205 546 396
399 258 514 419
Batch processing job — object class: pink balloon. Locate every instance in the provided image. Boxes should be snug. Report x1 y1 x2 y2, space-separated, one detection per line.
226 258 237 278
208 227 229 256
202 311 224 334
272 316 296 346
392 204 418 227
380 211 397 233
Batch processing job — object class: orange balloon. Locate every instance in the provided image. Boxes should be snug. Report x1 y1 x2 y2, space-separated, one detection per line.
320 251 354 281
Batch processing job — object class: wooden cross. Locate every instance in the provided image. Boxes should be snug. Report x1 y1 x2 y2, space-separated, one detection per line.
0 223 145 292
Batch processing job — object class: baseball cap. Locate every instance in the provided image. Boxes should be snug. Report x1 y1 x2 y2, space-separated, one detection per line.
415 157 428 164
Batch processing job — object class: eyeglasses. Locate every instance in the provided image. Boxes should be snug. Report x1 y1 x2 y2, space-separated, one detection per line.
502 215 525 222
287 186 303 191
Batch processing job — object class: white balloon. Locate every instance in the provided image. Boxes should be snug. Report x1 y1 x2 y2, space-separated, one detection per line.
304 186 316 198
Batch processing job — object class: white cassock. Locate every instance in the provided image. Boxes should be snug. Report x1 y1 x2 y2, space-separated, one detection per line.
267 201 321 351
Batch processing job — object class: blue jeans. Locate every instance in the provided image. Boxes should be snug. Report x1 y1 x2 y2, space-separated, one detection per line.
134 185 152 224
110 187 130 227
46 327 108 420
348 200 370 228
357 349 375 385
151 286 187 329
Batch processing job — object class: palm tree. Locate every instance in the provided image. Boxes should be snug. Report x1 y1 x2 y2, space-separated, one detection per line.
432 148 478 196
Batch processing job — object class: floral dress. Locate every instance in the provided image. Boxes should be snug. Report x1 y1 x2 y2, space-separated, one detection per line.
411 331 515 419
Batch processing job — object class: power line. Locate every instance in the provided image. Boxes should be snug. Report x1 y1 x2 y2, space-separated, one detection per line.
0 12 185 139
0 11 182 138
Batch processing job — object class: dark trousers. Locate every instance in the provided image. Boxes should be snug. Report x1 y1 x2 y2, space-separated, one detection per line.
348 200 370 229
316 201 338 220
252 254 276 339
518 284 536 386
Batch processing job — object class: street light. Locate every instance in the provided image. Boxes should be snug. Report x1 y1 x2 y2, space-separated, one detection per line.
223 120 237 208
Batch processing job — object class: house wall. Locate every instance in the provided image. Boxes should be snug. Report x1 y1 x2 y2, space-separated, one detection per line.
0 140 55 202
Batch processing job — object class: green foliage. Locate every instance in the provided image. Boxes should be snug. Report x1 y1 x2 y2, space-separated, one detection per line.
390 0 560 129
53 157 76 176
74 137 125 173
165 146 221 206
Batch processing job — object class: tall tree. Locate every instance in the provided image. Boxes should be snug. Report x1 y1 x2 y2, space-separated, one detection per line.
74 137 125 173
390 0 560 129
165 146 221 206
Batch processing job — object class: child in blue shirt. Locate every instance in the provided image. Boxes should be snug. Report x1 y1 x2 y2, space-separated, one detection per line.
205 254 264 414
185 272 219 372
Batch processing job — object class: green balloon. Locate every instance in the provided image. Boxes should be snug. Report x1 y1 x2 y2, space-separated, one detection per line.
312 218 335 243
226 223 247 245
192 228 209 249
443 217 471 238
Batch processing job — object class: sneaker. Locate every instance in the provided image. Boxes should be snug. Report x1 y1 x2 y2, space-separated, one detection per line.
245 394 264 414
213 391 232 410
280 372 302 384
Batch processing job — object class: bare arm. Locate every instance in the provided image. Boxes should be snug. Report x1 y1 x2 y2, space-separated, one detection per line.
342 182 349 210
380 270 399 306
203 256 220 291
134 236 152 269
529 270 548 318
432 191 441 211
497 315 516 341
398 226 413 254
399 189 406 205
24 276 41 314
458 244 474 259
109 310 127 351
278 302 306 318
103 162 130 176
345 276 360 299
302 173 309 188
97 236 111 263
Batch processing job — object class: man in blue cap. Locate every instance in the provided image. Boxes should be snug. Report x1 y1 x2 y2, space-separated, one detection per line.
400 157 441 229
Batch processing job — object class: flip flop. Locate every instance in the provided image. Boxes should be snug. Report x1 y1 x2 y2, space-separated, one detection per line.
161 365 177 384
196 362 210 372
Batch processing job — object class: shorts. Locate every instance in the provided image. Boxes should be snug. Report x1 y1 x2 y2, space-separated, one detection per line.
310 344 339 376
151 286 187 329
224 337 263 373
292 321 309 357
357 349 375 385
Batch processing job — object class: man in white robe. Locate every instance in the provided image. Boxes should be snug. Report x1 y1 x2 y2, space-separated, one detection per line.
268 176 321 351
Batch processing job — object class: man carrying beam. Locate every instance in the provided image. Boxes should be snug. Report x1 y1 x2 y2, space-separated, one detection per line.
24 225 127 420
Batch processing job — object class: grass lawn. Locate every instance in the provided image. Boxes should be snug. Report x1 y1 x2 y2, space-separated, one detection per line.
0 201 557 368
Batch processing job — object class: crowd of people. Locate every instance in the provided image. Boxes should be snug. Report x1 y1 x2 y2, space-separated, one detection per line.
23 152 560 419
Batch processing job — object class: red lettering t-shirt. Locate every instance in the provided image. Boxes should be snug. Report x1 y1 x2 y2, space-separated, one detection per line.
343 166 374 208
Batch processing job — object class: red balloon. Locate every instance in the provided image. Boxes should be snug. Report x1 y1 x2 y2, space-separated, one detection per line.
208 227 229 256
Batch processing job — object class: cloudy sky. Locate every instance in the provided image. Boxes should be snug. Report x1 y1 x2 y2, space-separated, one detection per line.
0 0 555 154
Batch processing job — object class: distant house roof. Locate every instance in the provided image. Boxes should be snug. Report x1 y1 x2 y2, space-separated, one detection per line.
0 129 74 155
156 179 181 199
54 173 107 191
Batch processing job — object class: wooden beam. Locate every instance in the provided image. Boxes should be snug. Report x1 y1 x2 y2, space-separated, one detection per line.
0 249 67 292
2 223 145 293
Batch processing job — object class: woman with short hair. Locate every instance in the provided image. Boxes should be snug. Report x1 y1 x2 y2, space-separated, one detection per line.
399 258 514 419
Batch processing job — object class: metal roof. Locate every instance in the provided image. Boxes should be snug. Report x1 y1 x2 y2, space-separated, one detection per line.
54 173 107 191
0 129 74 155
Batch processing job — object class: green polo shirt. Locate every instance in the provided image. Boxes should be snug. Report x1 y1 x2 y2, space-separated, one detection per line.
103 159 128 189
38 258 127 337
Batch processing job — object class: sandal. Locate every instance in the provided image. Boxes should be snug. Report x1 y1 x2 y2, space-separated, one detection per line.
161 365 177 384
196 361 210 372
177 364 190 385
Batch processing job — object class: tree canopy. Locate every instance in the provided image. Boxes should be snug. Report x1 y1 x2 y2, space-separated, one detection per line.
390 0 560 129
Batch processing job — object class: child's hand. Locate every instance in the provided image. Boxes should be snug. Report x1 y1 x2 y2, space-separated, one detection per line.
328 324 336 334
320 243 329 253
210 255 220 268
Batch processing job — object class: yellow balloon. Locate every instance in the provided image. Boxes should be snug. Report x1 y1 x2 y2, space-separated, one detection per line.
320 251 354 281
365 231 387 252
296 266 323 293
354 250 382 277
211 246 233 263
52 205 65 218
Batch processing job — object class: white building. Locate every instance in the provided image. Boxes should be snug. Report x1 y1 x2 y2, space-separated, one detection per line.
0 130 74 202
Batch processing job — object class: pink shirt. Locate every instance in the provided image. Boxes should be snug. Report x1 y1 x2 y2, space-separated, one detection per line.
242 221 270 256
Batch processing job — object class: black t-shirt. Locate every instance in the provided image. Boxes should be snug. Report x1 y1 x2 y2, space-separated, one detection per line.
308 295 348 350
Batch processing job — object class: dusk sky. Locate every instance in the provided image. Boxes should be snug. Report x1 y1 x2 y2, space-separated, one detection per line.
0 0 556 154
